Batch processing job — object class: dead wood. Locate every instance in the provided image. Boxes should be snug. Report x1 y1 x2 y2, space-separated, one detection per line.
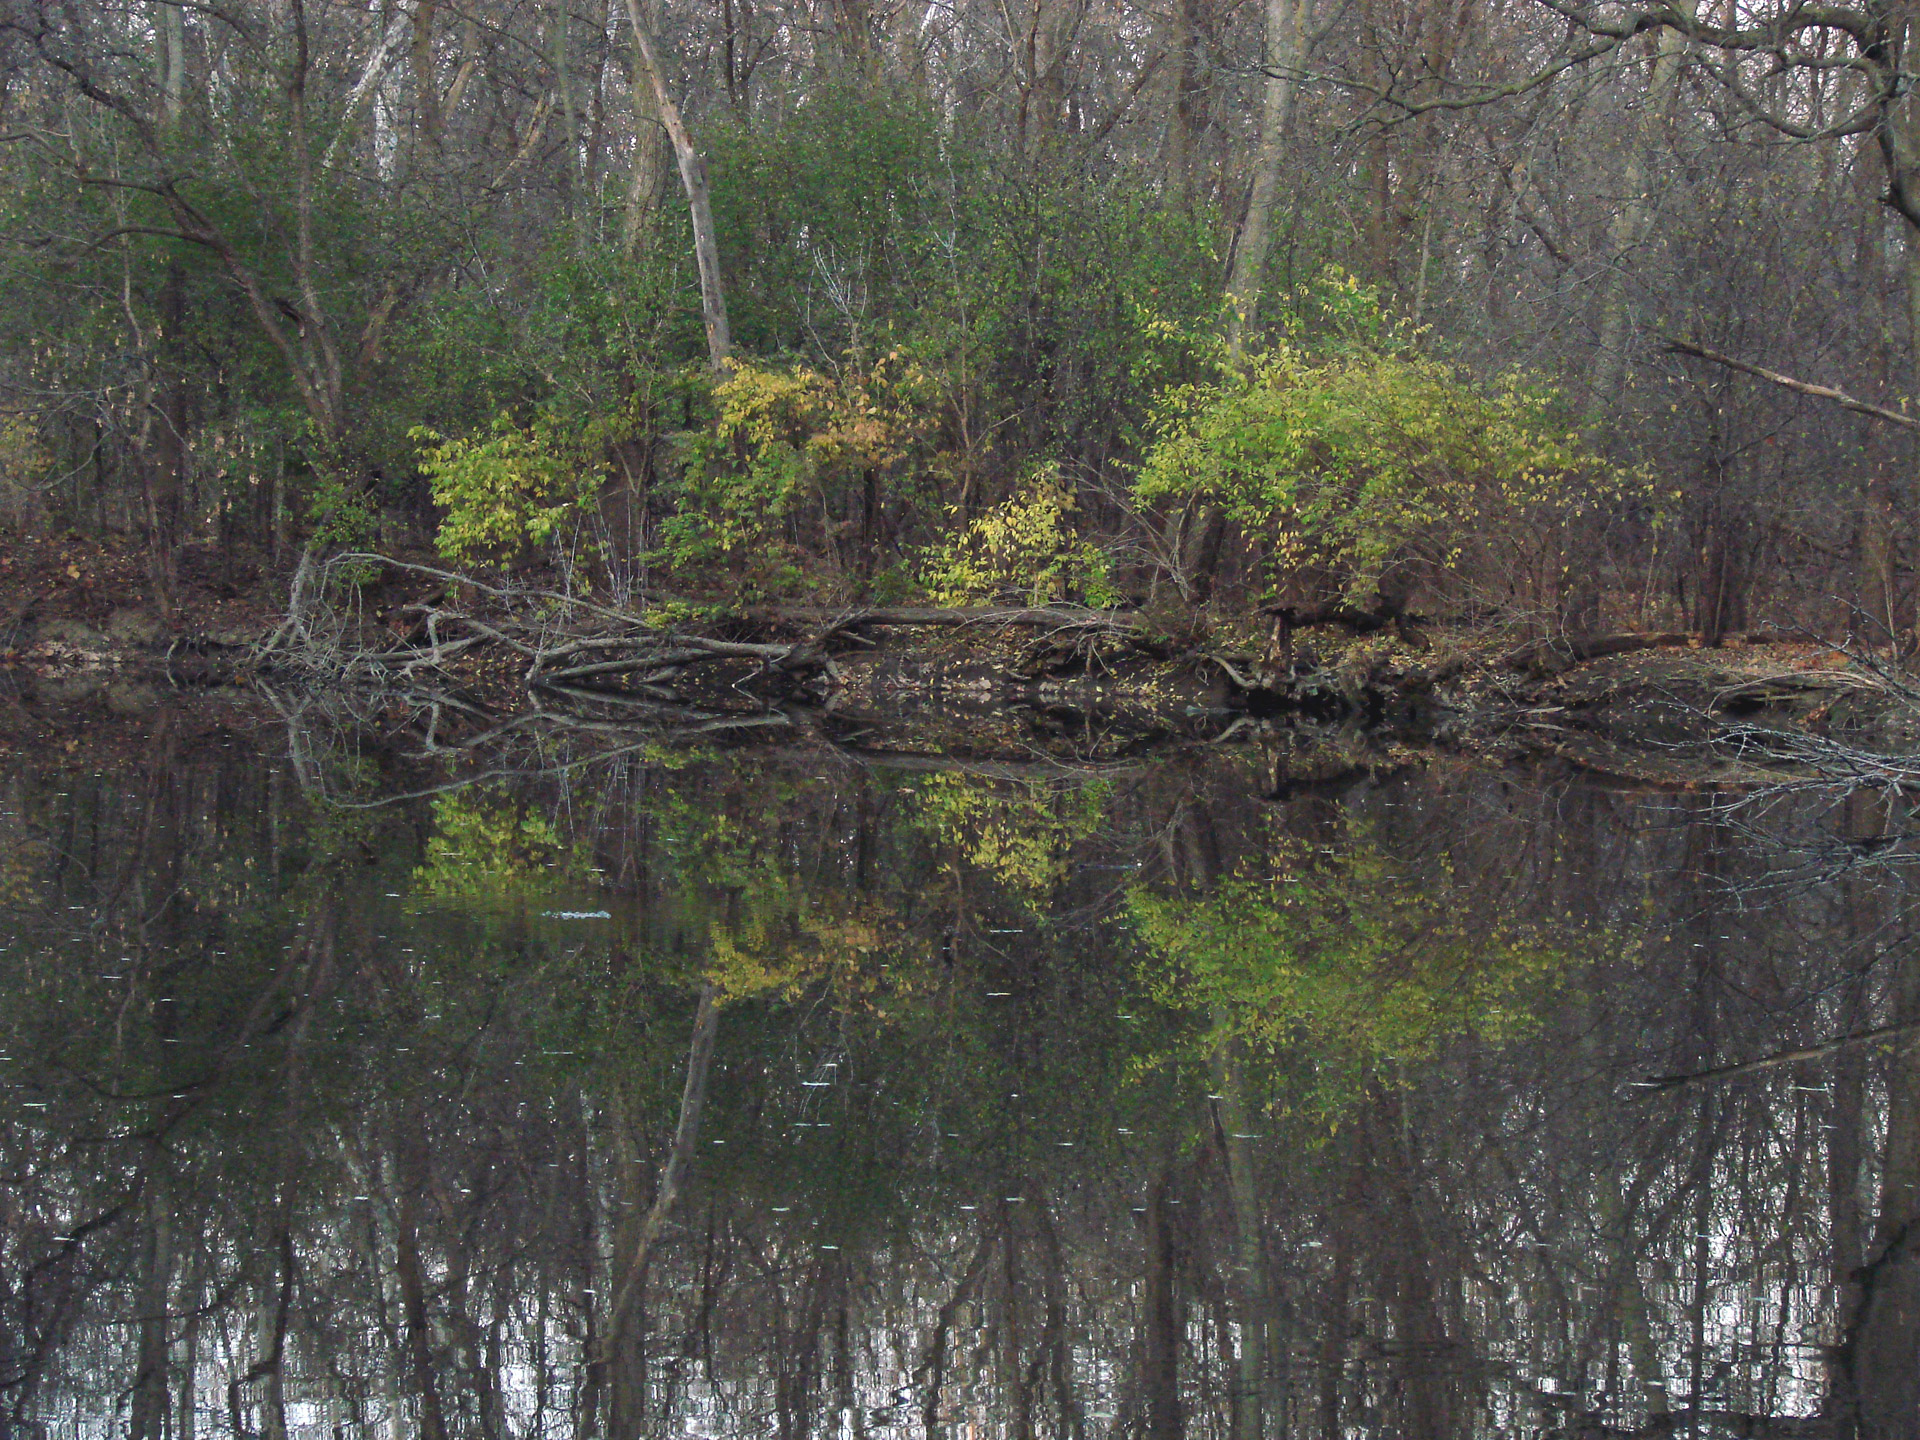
1666 338 1920 432
1258 599 1400 633
768 603 1156 636
1500 631 1696 671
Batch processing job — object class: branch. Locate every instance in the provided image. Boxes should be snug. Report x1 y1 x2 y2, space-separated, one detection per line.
1664 339 1920 431
1635 1017 1920 1091
1530 0 1876 50
79 223 219 252
1297 33 1625 119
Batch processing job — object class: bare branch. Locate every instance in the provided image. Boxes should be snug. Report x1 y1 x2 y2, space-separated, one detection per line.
1636 1018 1920 1091
1665 339 1920 431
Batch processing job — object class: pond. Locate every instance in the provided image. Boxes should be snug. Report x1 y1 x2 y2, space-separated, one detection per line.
2 702 1914 1438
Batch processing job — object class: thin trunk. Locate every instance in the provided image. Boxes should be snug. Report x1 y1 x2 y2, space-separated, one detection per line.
1905 232 1920 655
1141 1168 1182 1440
1224 0 1304 355
598 984 722 1437
1158 0 1206 204
394 1130 451 1440
129 1165 174 1440
1846 946 1920 1437
1211 1036 1270 1440
155 1 185 128
1860 466 1896 649
1588 24 1686 419
555 0 586 243
177 1302 198 1440
620 0 731 368
411 0 444 145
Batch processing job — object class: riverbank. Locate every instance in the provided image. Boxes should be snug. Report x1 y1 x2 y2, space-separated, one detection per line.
3 536 1914 787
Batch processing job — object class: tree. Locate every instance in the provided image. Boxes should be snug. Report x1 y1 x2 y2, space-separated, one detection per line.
621 0 732 369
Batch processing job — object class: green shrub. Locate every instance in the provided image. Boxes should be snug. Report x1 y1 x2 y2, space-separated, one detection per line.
1137 274 1640 613
413 414 601 565
917 469 1121 607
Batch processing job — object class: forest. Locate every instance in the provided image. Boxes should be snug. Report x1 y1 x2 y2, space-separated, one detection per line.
0 0 1910 654
12 5 1920 1430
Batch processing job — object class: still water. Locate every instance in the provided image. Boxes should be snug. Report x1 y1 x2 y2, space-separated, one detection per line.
2 704 1916 1438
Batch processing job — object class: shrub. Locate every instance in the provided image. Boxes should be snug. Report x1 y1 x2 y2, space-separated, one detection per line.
413 414 601 566
917 470 1121 607
1136 275 1641 617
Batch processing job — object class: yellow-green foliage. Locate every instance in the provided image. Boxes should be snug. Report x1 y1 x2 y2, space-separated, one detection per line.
913 773 1110 902
1129 841 1572 1118
918 470 1120 606
413 414 600 564
412 791 593 908
706 892 923 1009
664 352 935 586
645 787 927 1008
1136 330 1637 606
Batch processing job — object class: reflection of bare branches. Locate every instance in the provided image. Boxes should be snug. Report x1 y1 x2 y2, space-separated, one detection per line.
1635 1019 1920 1093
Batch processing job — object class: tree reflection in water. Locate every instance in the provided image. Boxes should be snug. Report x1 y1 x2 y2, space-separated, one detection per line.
0 715 1915 1439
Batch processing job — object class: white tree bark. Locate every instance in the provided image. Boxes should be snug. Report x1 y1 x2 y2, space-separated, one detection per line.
622 0 732 368
1224 0 1306 357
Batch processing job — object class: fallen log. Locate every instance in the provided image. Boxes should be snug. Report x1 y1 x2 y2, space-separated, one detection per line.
765 603 1156 635
1258 599 1401 633
1500 631 1695 672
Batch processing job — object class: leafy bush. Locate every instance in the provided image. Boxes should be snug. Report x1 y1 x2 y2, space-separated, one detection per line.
0 415 52 532
413 414 601 565
917 470 1121 606
661 353 937 593
1137 274 1639 615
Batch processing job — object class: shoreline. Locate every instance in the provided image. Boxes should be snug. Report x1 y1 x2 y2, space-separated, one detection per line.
3 601 1913 792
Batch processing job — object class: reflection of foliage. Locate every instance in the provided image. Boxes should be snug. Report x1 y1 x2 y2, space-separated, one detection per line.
413 791 591 907
1130 842 1571 1116
913 774 1110 901
647 789 926 1007
708 892 922 1008
0 823 46 907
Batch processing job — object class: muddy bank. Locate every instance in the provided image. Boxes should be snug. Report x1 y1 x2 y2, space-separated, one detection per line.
4 539 1913 786
9 618 1911 795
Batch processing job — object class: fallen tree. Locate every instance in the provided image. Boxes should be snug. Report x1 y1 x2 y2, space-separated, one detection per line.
268 553 1165 697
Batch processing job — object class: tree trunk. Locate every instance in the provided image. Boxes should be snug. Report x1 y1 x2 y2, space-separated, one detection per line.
1157 0 1206 203
1141 1168 1182 1440
620 0 672 252
410 1 444 146
1859 465 1896 649
155 0 186 127
1905 230 1920 657
1587 22 1686 420
1225 0 1305 356
1846 946 1920 1438
1211 1037 1271 1440
621 0 732 369
394 1130 451 1440
599 984 721 1438
129 1165 174 1440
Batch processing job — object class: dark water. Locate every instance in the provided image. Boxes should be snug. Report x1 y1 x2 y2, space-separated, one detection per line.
3 707 1917 1439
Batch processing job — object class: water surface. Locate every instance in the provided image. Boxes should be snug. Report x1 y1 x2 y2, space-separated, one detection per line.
3 707 1916 1438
